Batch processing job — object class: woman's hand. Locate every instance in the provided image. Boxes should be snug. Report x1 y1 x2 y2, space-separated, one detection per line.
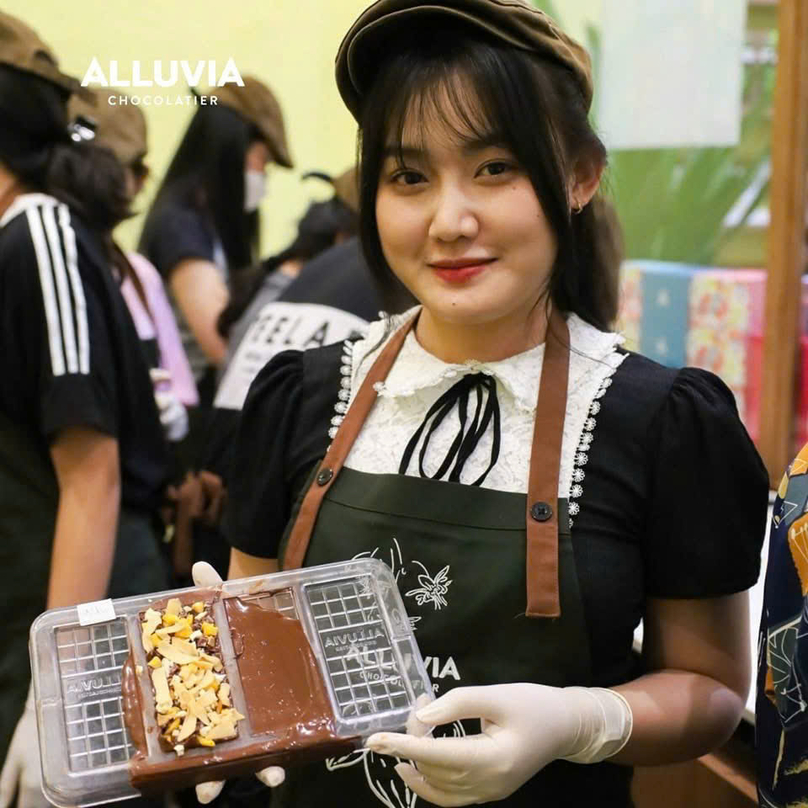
190 562 286 803
365 683 632 807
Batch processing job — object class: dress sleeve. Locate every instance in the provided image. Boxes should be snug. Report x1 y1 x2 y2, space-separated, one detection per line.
223 350 304 559
643 367 769 598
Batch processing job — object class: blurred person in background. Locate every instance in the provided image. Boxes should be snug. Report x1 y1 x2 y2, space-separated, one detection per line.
175 168 379 579
0 12 171 808
217 167 366 369
138 77 293 409
69 87 199 445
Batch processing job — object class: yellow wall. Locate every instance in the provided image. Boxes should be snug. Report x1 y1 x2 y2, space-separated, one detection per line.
4 0 600 256
4 0 371 254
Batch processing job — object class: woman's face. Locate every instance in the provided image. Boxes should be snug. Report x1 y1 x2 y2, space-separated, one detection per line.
375 94 558 331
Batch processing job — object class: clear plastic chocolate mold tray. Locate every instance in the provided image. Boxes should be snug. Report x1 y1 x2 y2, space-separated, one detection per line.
30 558 432 807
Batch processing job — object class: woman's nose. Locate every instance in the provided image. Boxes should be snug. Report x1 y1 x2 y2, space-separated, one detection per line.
428 185 479 243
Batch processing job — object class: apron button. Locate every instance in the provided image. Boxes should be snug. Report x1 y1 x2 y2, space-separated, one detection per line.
530 501 552 522
317 468 334 486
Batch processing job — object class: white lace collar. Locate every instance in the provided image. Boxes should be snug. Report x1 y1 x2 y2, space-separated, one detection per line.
352 307 625 414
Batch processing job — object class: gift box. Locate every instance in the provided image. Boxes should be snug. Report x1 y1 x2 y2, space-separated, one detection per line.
616 262 643 352
638 262 697 368
685 269 766 442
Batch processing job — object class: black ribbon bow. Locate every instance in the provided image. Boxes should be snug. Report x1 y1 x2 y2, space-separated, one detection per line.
399 372 501 486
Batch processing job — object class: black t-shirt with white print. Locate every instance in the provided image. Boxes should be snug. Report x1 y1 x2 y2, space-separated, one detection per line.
0 193 168 513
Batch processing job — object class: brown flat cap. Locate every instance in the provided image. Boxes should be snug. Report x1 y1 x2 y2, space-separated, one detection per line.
211 76 293 168
0 11 83 96
69 88 148 166
336 0 593 121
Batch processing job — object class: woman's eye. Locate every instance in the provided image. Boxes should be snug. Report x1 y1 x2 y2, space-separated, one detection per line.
392 170 425 186
479 161 512 177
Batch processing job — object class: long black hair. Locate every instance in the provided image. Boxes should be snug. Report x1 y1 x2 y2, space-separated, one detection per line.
0 65 129 232
139 105 261 273
357 22 618 330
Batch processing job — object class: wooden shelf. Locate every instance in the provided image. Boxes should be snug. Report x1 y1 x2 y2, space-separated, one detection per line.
758 0 808 485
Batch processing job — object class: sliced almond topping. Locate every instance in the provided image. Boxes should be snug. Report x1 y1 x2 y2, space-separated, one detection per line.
141 608 162 632
156 618 192 636
207 719 236 741
151 667 172 713
176 712 198 743
148 657 162 669
173 638 201 658
173 743 185 757
199 671 217 691
156 641 198 665
218 683 231 707
200 653 222 671
198 689 217 709
165 598 182 616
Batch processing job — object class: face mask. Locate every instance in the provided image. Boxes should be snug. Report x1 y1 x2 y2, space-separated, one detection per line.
244 170 267 212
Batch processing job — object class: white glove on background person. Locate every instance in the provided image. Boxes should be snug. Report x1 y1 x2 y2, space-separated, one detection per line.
364 683 633 807
0 686 50 808
150 368 188 443
154 391 189 443
191 562 286 804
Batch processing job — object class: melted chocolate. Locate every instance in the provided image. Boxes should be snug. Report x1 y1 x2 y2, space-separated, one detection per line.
225 598 339 746
123 593 357 794
121 655 146 751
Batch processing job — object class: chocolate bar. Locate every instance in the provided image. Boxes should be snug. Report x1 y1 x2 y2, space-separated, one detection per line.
122 590 356 794
31 559 433 807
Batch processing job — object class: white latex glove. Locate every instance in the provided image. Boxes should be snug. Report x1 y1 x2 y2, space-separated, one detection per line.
364 683 632 807
154 391 189 442
191 562 286 804
0 686 50 808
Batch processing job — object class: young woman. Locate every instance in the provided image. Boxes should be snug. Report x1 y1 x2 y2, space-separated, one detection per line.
197 2 768 806
0 11 170 807
138 77 293 405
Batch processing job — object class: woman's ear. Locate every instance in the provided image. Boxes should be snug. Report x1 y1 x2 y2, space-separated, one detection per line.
568 158 604 211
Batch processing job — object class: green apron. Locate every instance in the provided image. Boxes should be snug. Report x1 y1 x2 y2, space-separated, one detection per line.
273 312 631 806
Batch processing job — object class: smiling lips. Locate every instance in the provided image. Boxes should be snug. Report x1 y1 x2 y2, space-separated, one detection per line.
428 257 496 283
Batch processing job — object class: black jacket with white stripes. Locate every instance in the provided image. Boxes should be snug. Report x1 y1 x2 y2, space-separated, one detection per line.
0 193 168 513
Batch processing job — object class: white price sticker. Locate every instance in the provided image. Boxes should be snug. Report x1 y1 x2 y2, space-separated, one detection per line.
77 598 116 626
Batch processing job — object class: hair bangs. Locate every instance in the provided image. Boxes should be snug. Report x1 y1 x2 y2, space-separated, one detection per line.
382 57 504 165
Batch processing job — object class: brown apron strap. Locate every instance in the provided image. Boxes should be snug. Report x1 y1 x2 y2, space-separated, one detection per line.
283 316 419 569
525 308 569 617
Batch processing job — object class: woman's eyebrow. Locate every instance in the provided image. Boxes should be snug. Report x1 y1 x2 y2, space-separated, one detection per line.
461 134 508 153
